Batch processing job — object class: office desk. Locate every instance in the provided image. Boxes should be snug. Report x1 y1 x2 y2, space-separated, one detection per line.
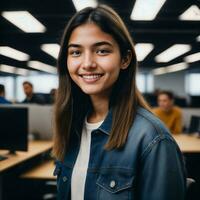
0 140 53 173
20 134 200 181
0 140 53 200
173 134 200 153
21 160 56 180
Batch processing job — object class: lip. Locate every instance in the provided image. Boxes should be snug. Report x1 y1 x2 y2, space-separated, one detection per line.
79 73 104 83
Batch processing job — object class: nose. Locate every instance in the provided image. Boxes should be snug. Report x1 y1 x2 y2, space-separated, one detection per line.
81 51 96 69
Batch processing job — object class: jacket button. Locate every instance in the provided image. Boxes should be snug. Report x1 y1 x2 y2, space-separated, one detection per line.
63 176 67 182
110 180 116 188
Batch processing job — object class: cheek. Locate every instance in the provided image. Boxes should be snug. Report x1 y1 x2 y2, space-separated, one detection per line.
67 58 80 73
97 56 121 68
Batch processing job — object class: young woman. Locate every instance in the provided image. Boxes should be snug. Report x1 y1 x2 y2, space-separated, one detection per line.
53 5 186 200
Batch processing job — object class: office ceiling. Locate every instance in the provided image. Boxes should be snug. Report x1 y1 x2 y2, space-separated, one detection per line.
0 0 200 76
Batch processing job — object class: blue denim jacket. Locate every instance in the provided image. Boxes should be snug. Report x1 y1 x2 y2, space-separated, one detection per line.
54 107 186 200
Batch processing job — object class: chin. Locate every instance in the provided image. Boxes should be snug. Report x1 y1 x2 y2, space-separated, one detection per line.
80 87 100 94
82 90 99 95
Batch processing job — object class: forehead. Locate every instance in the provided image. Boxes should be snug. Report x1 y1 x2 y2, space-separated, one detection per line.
158 94 170 100
23 84 32 88
68 23 117 45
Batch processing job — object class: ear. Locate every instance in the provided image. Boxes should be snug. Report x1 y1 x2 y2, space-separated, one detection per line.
120 50 132 70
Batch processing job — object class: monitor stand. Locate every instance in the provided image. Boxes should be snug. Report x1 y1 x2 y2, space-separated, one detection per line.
8 150 17 155
0 150 17 161
0 154 8 161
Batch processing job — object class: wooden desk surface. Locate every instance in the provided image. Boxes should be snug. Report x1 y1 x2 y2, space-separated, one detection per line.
19 134 200 180
173 134 200 153
21 160 56 180
0 140 53 173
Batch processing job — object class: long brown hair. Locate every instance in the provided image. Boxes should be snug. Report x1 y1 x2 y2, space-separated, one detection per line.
52 5 150 160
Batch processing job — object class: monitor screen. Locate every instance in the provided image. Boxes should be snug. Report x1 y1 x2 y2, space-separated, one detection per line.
188 115 200 134
0 107 28 152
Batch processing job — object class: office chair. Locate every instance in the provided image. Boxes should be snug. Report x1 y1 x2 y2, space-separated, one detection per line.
186 178 196 200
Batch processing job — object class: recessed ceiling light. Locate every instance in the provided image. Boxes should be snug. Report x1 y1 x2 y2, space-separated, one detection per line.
0 64 29 76
179 5 200 21
72 0 97 11
184 52 200 63
41 44 60 59
2 11 46 33
28 61 57 74
131 0 166 20
152 62 189 75
197 35 200 42
0 46 30 61
155 44 191 63
135 43 154 61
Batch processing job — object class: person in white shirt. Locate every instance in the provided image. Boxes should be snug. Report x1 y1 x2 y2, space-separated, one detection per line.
52 5 186 200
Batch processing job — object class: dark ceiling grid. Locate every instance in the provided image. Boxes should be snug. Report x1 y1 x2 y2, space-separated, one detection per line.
0 0 200 76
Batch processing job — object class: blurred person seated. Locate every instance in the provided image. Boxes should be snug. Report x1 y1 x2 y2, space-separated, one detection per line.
49 88 57 104
153 90 183 134
0 84 11 104
22 81 45 104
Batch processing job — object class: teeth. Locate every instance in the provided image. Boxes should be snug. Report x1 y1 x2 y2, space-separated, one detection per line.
82 74 101 79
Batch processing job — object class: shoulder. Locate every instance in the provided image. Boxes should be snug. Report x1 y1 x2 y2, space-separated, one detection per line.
173 106 182 114
33 93 45 103
0 97 11 104
134 107 170 137
152 107 161 114
127 107 178 159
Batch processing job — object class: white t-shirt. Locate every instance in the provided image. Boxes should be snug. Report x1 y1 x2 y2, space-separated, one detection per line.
71 118 103 200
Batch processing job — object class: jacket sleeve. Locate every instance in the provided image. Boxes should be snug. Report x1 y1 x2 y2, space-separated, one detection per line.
136 137 186 200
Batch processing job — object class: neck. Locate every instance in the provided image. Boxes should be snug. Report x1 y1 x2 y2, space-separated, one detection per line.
27 94 33 99
87 94 109 123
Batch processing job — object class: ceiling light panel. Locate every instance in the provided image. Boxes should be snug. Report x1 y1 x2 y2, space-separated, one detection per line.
0 64 29 76
28 61 57 74
179 5 200 21
72 0 97 11
155 44 191 63
184 52 200 63
2 11 46 33
41 44 60 59
131 0 166 20
135 43 154 61
152 62 188 75
0 46 30 61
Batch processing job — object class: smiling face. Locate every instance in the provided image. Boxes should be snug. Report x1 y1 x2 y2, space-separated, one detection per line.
67 23 129 99
23 83 33 97
158 93 174 112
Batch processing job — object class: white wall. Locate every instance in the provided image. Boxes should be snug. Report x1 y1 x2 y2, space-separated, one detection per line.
154 71 186 97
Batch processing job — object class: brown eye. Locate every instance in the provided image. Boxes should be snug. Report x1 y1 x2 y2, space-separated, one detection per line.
69 50 81 57
96 49 111 55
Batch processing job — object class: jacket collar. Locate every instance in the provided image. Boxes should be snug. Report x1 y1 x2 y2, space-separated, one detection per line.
98 109 113 135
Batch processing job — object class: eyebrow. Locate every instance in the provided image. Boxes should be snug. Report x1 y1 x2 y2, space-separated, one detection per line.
67 41 113 49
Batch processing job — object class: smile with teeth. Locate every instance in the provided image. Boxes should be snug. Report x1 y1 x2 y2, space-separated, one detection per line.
80 74 103 81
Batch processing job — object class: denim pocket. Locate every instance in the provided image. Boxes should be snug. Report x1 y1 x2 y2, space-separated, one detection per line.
96 171 134 200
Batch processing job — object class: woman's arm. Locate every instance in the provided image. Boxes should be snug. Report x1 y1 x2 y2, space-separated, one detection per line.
136 138 186 200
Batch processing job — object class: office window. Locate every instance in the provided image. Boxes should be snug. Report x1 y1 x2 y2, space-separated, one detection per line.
16 74 58 101
136 73 154 93
136 74 145 92
186 73 200 95
146 74 154 93
0 76 14 101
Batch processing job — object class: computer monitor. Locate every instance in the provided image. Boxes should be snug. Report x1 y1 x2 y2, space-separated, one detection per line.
188 115 200 134
0 107 28 153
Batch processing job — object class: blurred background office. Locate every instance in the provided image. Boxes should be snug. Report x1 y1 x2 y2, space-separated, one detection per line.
0 0 200 200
